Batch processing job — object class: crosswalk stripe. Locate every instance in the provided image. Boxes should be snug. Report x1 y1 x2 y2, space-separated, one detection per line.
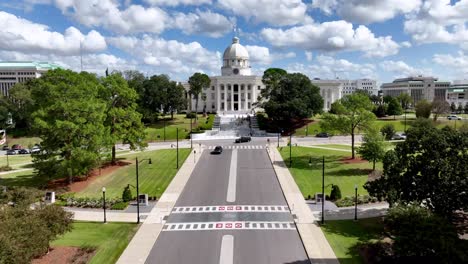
162 221 296 232
172 205 289 213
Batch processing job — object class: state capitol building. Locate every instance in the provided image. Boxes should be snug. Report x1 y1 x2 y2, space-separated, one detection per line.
183 37 264 114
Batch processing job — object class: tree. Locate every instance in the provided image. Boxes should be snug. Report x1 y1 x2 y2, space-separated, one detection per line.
450 102 457 113
457 103 463 114
7 82 35 129
260 68 288 101
0 96 10 128
329 185 342 200
397 93 412 110
166 83 187 119
100 73 146 165
386 97 403 119
329 101 346 114
431 99 450 121
465 103 468 114
380 123 395 140
30 69 108 183
259 72 323 126
365 122 468 219
415 100 432 118
188 72 210 119
321 93 376 159
372 104 386 117
140 75 170 123
357 127 387 170
122 184 133 202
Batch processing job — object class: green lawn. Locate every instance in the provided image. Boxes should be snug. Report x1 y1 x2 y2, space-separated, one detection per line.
321 218 384 264
316 144 352 151
52 222 138 264
145 114 214 142
0 170 44 188
278 147 381 198
76 149 191 198
0 154 33 169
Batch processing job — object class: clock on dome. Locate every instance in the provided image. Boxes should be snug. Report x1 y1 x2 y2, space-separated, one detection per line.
232 68 239 75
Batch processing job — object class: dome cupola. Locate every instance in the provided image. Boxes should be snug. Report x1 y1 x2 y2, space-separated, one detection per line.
221 37 252 76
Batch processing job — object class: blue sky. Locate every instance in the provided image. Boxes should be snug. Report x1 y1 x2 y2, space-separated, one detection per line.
0 0 467 84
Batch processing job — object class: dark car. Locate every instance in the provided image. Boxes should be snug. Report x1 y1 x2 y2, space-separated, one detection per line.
211 146 223 154
235 136 251 143
11 144 22 150
6 149 17 155
315 132 330 138
18 149 30 155
2 145 8 150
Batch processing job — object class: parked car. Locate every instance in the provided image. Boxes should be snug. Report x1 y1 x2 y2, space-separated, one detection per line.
18 149 30 155
392 133 407 140
211 146 223 154
6 149 17 155
235 136 251 143
30 146 41 154
2 145 9 150
315 132 330 138
11 144 22 150
447 115 462 120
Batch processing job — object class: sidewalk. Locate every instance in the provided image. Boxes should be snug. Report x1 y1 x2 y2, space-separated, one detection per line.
267 147 339 264
116 148 200 264
308 202 389 221
64 207 143 222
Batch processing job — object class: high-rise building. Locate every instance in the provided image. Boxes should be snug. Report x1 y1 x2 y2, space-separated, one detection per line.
340 79 377 96
380 76 450 105
447 80 468 109
0 61 61 96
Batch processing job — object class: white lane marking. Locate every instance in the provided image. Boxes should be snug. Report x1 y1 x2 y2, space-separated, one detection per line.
172 205 290 213
162 221 296 232
219 235 234 264
227 149 237 202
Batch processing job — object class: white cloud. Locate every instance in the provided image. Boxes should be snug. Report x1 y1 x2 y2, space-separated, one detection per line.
305 51 313 61
379 60 431 78
312 0 421 24
54 0 169 34
0 11 106 56
108 35 221 79
172 10 233 38
144 0 211 6
433 51 468 79
404 0 468 48
245 45 295 65
218 0 310 26
261 21 400 57
287 55 376 79
401 41 412 48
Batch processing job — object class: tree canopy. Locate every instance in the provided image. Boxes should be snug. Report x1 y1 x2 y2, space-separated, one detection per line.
258 69 323 126
365 121 468 219
415 99 432 118
188 72 210 117
357 127 388 170
321 93 376 158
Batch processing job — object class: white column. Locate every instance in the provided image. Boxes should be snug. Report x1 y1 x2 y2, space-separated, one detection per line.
245 84 248 110
230 84 234 111
224 84 227 111
252 84 257 108
217 84 220 112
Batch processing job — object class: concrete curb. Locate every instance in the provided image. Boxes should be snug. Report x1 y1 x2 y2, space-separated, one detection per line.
267 147 339 264
116 148 200 264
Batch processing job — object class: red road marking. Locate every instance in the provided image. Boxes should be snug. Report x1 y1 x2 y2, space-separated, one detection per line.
226 223 233 228
236 206 241 210
216 223 223 228
227 206 233 210
219 206 225 211
235 223 242 228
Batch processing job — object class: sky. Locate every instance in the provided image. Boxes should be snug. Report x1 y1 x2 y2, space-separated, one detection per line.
0 0 467 84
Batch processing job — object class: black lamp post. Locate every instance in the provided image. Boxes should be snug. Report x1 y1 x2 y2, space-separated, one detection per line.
176 128 179 168
306 124 308 137
135 157 152 224
322 155 325 224
190 115 193 149
102 187 107 223
163 117 166 142
277 128 281 148
354 184 358 221
289 132 292 168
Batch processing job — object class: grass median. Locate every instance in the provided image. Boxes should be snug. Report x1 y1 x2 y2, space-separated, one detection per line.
52 221 138 264
145 114 214 142
278 146 381 198
76 149 191 199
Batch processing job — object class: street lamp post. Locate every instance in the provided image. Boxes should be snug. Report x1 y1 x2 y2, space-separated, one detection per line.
277 128 280 148
306 124 308 137
135 157 152 224
190 115 193 149
194 150 197 163
289 132 292 168
176 128 179 169
322 156 325 225
102 187 107 223
163 117 166 142
354 184 358 221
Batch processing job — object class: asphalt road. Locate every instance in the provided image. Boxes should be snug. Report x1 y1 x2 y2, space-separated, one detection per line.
145 144 309 264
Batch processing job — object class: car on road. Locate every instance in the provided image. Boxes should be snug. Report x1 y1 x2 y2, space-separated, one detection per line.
6 149 17 155
447 115 462 120
18 149 30 155
11 144 22 150
392 133 407 140
2 145 9 150
211 146 223 154
235 136 251 143
315 132 330 138
30 146 41 154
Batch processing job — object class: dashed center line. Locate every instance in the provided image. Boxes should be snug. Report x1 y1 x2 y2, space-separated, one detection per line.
227 149 237 203
219 235 234 264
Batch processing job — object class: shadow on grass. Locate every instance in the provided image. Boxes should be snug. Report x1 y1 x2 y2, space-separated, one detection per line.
0 173 47 188
332 168 373 177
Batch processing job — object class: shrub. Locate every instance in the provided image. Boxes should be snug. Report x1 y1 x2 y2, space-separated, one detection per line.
329 185 342 200
0 166 12 172
186 112 196 118
335 195 378 207
380 124 395 140
122 185 132 202
111 201 129 210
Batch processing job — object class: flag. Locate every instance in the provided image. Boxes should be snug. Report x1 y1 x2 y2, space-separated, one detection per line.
0 130 5 145
105 68 109 77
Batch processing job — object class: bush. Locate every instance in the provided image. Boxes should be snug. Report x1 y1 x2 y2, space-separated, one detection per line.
329 185 342 200
380 124 396 140
111 201 129 210
122 185 132 202
57 196 124 209
0 166 12 172
335 195 378 207
185 112 196 118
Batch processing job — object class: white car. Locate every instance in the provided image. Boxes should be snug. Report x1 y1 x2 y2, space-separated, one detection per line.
447 115 462 120
392 133 407 140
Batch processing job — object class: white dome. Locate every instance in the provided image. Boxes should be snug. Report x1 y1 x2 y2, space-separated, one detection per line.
223 37 249 59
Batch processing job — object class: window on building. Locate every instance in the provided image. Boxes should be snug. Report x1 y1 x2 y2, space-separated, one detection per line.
221 94 224 100
211 94 215 100
211 86 214 90
248 93 251 100
258 86 261 90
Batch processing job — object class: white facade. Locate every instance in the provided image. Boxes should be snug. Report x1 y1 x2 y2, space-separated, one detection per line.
381 76 450 105
311 79 342 111
340 79 377 96
447 80 468 108
185 37 264 113
0 61 60 96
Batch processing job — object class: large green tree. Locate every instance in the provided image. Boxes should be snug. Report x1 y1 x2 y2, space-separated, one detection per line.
365 121 468 219
6 82 36 130
386 96 403 119
188 72 211 119
165 83 187 119
397 93 412 109
140 74 171 123
321 93 376 159
0 96 10 129
357 127 387 170
31 69 108 183
259 71 323 126
259 68 287 101
100 73 146 164
415 99 432 118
